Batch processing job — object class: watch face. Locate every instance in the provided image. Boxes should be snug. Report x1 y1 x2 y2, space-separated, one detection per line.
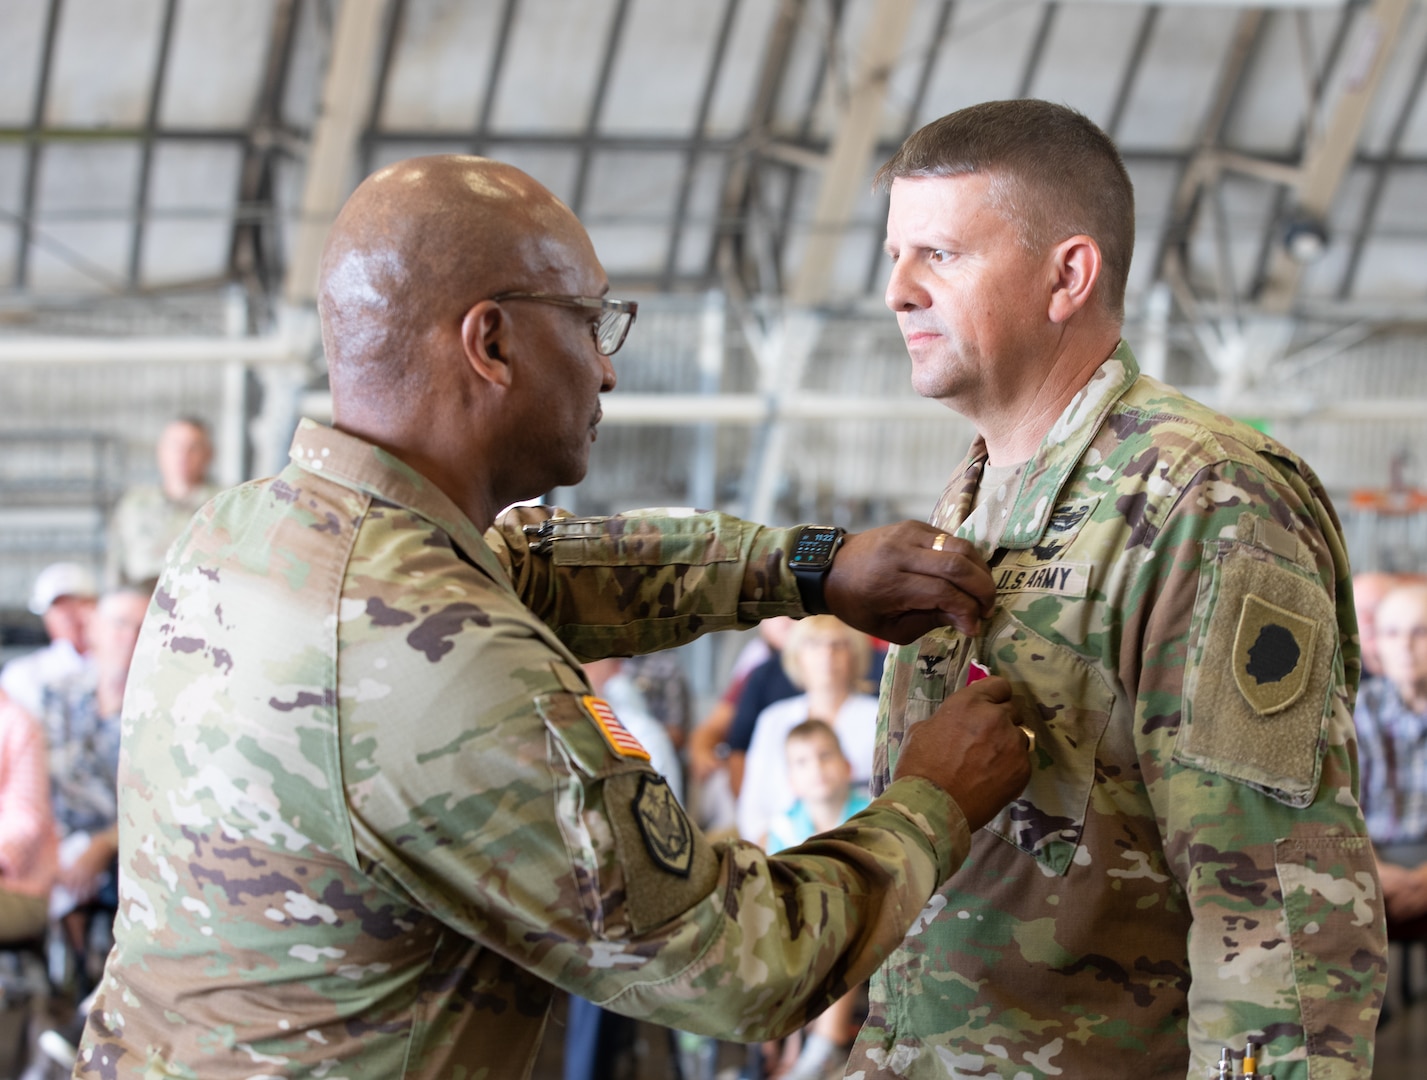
791 526 843 570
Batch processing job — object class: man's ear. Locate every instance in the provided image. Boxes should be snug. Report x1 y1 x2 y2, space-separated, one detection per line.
1047 235 1102 325
460 300 513 387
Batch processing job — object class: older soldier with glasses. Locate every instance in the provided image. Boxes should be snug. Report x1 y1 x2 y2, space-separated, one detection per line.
75 155 1033 1079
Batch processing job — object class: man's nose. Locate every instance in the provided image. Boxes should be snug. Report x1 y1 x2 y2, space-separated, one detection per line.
884 259 925 312
598 352 617 393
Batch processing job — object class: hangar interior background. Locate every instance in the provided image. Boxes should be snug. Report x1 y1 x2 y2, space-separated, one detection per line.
2 0 1427 647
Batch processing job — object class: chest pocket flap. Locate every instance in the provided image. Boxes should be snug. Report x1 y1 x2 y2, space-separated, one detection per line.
983 611 1115 875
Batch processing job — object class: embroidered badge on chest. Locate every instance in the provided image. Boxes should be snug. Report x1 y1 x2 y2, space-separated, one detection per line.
633 773 694 877
1232 593 1319 715
1031 497 1100 560
582 695 651 761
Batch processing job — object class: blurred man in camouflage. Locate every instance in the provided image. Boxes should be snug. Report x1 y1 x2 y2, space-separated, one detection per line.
856 99 1384 1079
106 416 218 588
76 156 1033 1078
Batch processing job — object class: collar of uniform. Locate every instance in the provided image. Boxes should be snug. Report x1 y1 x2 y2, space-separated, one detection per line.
287 419 509 585
989 340 1139 551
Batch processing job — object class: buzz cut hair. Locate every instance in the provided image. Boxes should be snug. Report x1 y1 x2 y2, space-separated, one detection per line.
874 99 1135 321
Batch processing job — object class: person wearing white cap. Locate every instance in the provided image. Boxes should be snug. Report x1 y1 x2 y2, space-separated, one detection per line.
0 561 99 720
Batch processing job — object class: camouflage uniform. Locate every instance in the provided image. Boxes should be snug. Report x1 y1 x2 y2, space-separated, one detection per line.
78 419 972 1079
106 481 219 586
848 344 1385 1080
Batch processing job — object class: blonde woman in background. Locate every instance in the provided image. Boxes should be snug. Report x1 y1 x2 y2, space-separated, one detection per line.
736 615 877 847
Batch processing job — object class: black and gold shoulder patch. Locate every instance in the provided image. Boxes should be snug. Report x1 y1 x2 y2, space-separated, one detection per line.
1232 594 1318 715
633 773 693 877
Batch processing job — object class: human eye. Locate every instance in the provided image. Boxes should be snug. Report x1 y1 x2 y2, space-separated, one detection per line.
928 248 952 264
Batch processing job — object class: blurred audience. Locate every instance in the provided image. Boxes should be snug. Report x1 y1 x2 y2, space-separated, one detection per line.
1 562 97 721
736 616 876 847
106 416 218 587
43 586 148 933
687 619 799 781
687 617 797 834
762 720 871 1080
0 690 58 945
1354 581 1427 932
622 650 692 752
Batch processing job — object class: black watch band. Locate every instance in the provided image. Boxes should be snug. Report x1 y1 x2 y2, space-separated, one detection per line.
789 525 845 615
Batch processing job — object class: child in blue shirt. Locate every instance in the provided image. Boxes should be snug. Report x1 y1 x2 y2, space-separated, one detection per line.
764 719 871 1080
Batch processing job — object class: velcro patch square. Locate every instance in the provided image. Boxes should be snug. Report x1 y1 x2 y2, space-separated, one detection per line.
1176 541 1335 806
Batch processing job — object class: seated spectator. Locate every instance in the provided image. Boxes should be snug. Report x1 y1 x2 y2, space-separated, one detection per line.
686 617 796 834
106 416 219 587
764 719 872 1080
622 649 692 752
43 587 148 933
0 690 58 945
688 618 795 784
726 628 885 798
767 720 872 852
0 562 97 721
736 616 876 847
1354 582 1427 930
1354 571 1427 682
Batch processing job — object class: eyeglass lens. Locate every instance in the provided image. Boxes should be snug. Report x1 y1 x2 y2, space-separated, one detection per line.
596 309 631 355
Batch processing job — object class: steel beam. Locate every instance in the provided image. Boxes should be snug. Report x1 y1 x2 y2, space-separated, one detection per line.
789 0 915 307
14 0 64 290
1258 0 1413 313
282 0 391 307
1337 31 1427 299
128 0 180 290
569 0 632 218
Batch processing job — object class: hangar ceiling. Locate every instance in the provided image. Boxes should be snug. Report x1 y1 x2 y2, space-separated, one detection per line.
3 0 1426 340
1 0 1426 619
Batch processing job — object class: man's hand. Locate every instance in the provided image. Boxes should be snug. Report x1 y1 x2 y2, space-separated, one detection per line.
822 521 993 644
1378 859 1427 922
893 676 1031 832
58 825 119 902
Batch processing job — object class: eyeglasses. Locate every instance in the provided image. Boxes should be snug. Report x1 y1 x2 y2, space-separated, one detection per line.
489 291 638 356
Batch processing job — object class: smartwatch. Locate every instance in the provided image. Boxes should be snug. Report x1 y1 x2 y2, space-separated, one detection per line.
789 525 846 615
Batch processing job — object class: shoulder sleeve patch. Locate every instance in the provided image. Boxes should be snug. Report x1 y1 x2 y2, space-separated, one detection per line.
1176 541 1336 807
605 770 720 935
631 773 693 876
1232 594 1318 715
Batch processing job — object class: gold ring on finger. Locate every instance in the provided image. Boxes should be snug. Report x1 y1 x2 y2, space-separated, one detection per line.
1019 726 1036 754
931 532 949 552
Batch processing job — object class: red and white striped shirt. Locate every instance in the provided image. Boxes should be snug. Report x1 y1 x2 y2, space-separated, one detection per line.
0 694 59 899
